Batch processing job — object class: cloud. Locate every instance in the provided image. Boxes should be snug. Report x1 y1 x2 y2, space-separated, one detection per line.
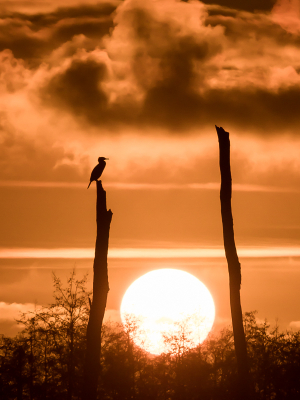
0 109 90 182
202 0 276 12
0 301 36 336
0 300 120 337
1 0 300 186
0 3 116 66
42 58 109 124
31 0 300 134
37 0 222 130
2 0 300 132
0 0 120 16
289 320 300 329
0 301 36 319
272 0 300 34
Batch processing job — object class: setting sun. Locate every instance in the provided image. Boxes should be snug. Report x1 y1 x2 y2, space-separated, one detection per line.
120 269 215 355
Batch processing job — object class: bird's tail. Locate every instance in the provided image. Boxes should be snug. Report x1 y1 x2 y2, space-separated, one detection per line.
87 181 92 189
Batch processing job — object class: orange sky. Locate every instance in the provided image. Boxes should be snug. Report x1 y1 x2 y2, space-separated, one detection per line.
1 0 300 337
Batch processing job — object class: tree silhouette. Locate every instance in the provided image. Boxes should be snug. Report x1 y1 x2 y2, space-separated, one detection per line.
2 278 300 400
216 125 252 399
3 271 90 400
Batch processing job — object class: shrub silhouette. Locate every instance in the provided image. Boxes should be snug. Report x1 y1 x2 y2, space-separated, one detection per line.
1 275 300 400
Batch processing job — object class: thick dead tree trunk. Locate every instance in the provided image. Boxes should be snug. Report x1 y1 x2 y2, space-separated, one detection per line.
216 126 251 399
82 180 113 400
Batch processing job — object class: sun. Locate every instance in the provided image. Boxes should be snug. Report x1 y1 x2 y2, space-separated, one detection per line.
120 269 215 355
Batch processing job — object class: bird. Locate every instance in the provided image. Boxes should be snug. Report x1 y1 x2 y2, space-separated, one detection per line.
87 157 109 189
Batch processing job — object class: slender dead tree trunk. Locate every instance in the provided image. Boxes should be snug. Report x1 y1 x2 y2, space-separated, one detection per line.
216 125 251 399
82 180 113 400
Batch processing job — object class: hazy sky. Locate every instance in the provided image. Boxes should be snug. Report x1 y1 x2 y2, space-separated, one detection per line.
1 0 300 337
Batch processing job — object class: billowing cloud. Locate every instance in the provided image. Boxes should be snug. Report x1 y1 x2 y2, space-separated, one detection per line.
1 0 300 186
35 0 300 133
0 3 116 66
272 0 300 33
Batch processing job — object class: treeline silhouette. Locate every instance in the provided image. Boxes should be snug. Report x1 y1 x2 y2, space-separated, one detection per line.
1 272 300 400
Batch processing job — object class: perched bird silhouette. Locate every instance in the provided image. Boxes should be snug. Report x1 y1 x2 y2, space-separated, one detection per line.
87 157 108 189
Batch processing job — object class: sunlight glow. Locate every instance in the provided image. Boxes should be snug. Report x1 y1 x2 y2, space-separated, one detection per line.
120 269 215 355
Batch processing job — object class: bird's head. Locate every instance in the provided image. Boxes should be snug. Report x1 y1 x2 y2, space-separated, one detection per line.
98 157 109 162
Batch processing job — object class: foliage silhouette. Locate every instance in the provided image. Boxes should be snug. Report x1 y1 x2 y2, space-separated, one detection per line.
1 275 300 400
0 271 89 400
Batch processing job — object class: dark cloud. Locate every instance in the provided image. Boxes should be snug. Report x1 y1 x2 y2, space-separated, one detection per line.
40 2 221 129
126 7 219 85
206 8 300 46
43 59 109 123
52 19 113 43
0 3 116 66
0 37 45 66
197 87 300 132
40 30 300 134
41 55 300 132
41 58 139 127
202 0 276 13
0 19 46 64
2 0 300 135
1 2 117 24
143 86 300 132
25 2 117 28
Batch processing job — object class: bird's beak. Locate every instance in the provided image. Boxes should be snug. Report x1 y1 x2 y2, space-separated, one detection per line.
105 158 109 160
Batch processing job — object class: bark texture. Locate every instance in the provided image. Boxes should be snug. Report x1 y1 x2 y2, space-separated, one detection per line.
82 180 113 400
216 125 251 399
